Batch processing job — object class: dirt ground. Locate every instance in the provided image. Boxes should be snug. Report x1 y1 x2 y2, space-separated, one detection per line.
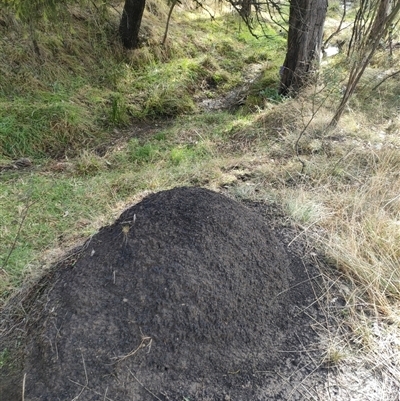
1 187 332 400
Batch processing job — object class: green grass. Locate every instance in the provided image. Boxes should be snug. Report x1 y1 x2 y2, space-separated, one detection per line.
0 95 97 158
0 174 104 282
0 109 256 301
0 6 285 158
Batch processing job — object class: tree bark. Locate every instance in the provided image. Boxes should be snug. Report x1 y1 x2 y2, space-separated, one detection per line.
119 0 146 49
162 0 178 45
240 0 252 19
369 0 392 42
279 0 328 96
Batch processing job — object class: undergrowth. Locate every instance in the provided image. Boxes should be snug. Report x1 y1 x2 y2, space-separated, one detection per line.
0 0 284 159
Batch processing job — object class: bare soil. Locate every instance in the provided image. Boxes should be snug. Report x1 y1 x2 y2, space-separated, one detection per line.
0 187 328 401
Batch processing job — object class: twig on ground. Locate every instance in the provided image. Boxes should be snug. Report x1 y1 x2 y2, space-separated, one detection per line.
69 378 116 401
22 372 26 401
70 351 89 401
111 335 152 363
129 369 163 401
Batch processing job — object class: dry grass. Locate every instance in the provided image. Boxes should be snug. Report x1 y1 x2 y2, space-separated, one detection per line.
265 93 400 318
259 82 400 398
322 150 400 316
218 70 400 397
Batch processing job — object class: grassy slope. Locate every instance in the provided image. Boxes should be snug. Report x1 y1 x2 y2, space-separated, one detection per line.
0 2 282 159
1 0 400 380
0 1 286 298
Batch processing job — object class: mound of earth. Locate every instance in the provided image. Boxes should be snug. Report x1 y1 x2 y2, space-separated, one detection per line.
1 187 325 400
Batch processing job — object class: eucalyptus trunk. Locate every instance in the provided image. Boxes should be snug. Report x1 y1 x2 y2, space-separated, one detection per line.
279 0 328 96
369 0 392 42
119 0 146 49
240 0 252 18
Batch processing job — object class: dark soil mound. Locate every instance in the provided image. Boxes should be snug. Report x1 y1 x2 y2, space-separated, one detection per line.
1 187 325 401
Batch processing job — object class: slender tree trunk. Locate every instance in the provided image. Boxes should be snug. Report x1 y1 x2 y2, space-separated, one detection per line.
330 1 400 126
240 0 252 19
369 0 392 42
162 0 177 45
119 0 146 49
279 0 328 96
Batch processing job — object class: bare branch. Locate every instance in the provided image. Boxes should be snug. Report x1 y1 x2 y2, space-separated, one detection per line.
162 0 180 45
323 0 347 48
367 69 400 94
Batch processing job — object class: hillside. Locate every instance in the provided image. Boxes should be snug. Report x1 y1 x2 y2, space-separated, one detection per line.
1 1 400 399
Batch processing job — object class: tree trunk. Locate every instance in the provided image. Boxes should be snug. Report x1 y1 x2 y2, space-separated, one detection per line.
369 0 392 42
162 0 178 45
119 0 146 50
279 0 328 96
240 0 252 19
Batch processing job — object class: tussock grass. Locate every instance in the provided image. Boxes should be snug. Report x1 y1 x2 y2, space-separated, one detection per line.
226 94 400 395
263 97 400 318
214 87 400 326
323 150 400 314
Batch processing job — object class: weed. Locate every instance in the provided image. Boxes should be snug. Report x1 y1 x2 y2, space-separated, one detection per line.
170 147 192 165
0 349 9 368
154 131 168 141
128 139 160 164
75 151 108 176
259 87 283 103
169 144 210 165
110 94 129 126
